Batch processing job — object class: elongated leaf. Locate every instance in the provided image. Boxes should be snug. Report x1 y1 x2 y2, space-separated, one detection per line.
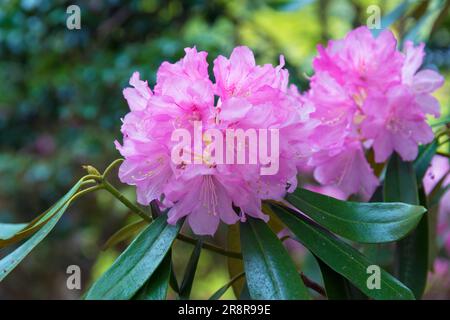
133 251 171 300
227 224 245 298
384 153 428 299
239 281 252 300
0 200 71 281
272 204 415 300
102 219 147 250
431 115 450 127
419 187 437 270
286 188 426 244
179 239 203 299
0 180 83 248
0 223 28 240
209 272 245 300
240 218 310 300
85 215 182 300
404 0 447 43
414 140 438 181
169 258 180 294
316 258 352 300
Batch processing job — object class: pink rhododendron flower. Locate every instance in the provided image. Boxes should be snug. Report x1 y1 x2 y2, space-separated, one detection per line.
115 46 315 235
305 26 444 199
423 155 450 255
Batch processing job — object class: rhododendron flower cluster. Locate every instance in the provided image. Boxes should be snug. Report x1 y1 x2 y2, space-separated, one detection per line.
305 26 444 199
115 46 315 235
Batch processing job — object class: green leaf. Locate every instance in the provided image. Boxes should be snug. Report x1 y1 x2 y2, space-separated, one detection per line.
0 200 71 281
133 251 171 300
169 259 180 294
179 239 203 300
272 204 415 300
0 179 83 248
0 223 28 240
85 215 182 300
0 180 84 281
239 218 310 300
286 188 426 244
209 272 245 300
414 140 438 181
316 258 352 300
384 153 420 204
431 115 450 127
384 153 428 299
239 281 252 300
419 186 437 271
102 219 147 250
227 224 245 298
404 0 447 43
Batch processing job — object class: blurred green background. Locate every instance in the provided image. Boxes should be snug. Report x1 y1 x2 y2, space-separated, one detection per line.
0 0 449 299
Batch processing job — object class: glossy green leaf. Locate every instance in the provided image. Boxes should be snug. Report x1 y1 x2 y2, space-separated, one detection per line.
272 204 415 300
286 188 426 244
240 218 310 300
179 239 203 299
209 272 245 300
0 179 83 248
384 153 420 204
316 258 352 300
414 140 438 181
133 251 171 300
384 153 428 299
85 215 182 300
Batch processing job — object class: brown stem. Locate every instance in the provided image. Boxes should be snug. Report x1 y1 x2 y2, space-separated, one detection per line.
176 233 242 259
300 272 326 297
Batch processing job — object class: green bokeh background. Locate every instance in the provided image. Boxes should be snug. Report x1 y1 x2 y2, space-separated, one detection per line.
0 0 449 299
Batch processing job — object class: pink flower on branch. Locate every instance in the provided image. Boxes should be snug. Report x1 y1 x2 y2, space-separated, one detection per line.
115 47 314 235
305 26 444 199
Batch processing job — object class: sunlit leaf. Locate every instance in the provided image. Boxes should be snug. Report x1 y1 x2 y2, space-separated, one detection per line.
179 239 203 300
227 224 245 298
209 272 245 300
